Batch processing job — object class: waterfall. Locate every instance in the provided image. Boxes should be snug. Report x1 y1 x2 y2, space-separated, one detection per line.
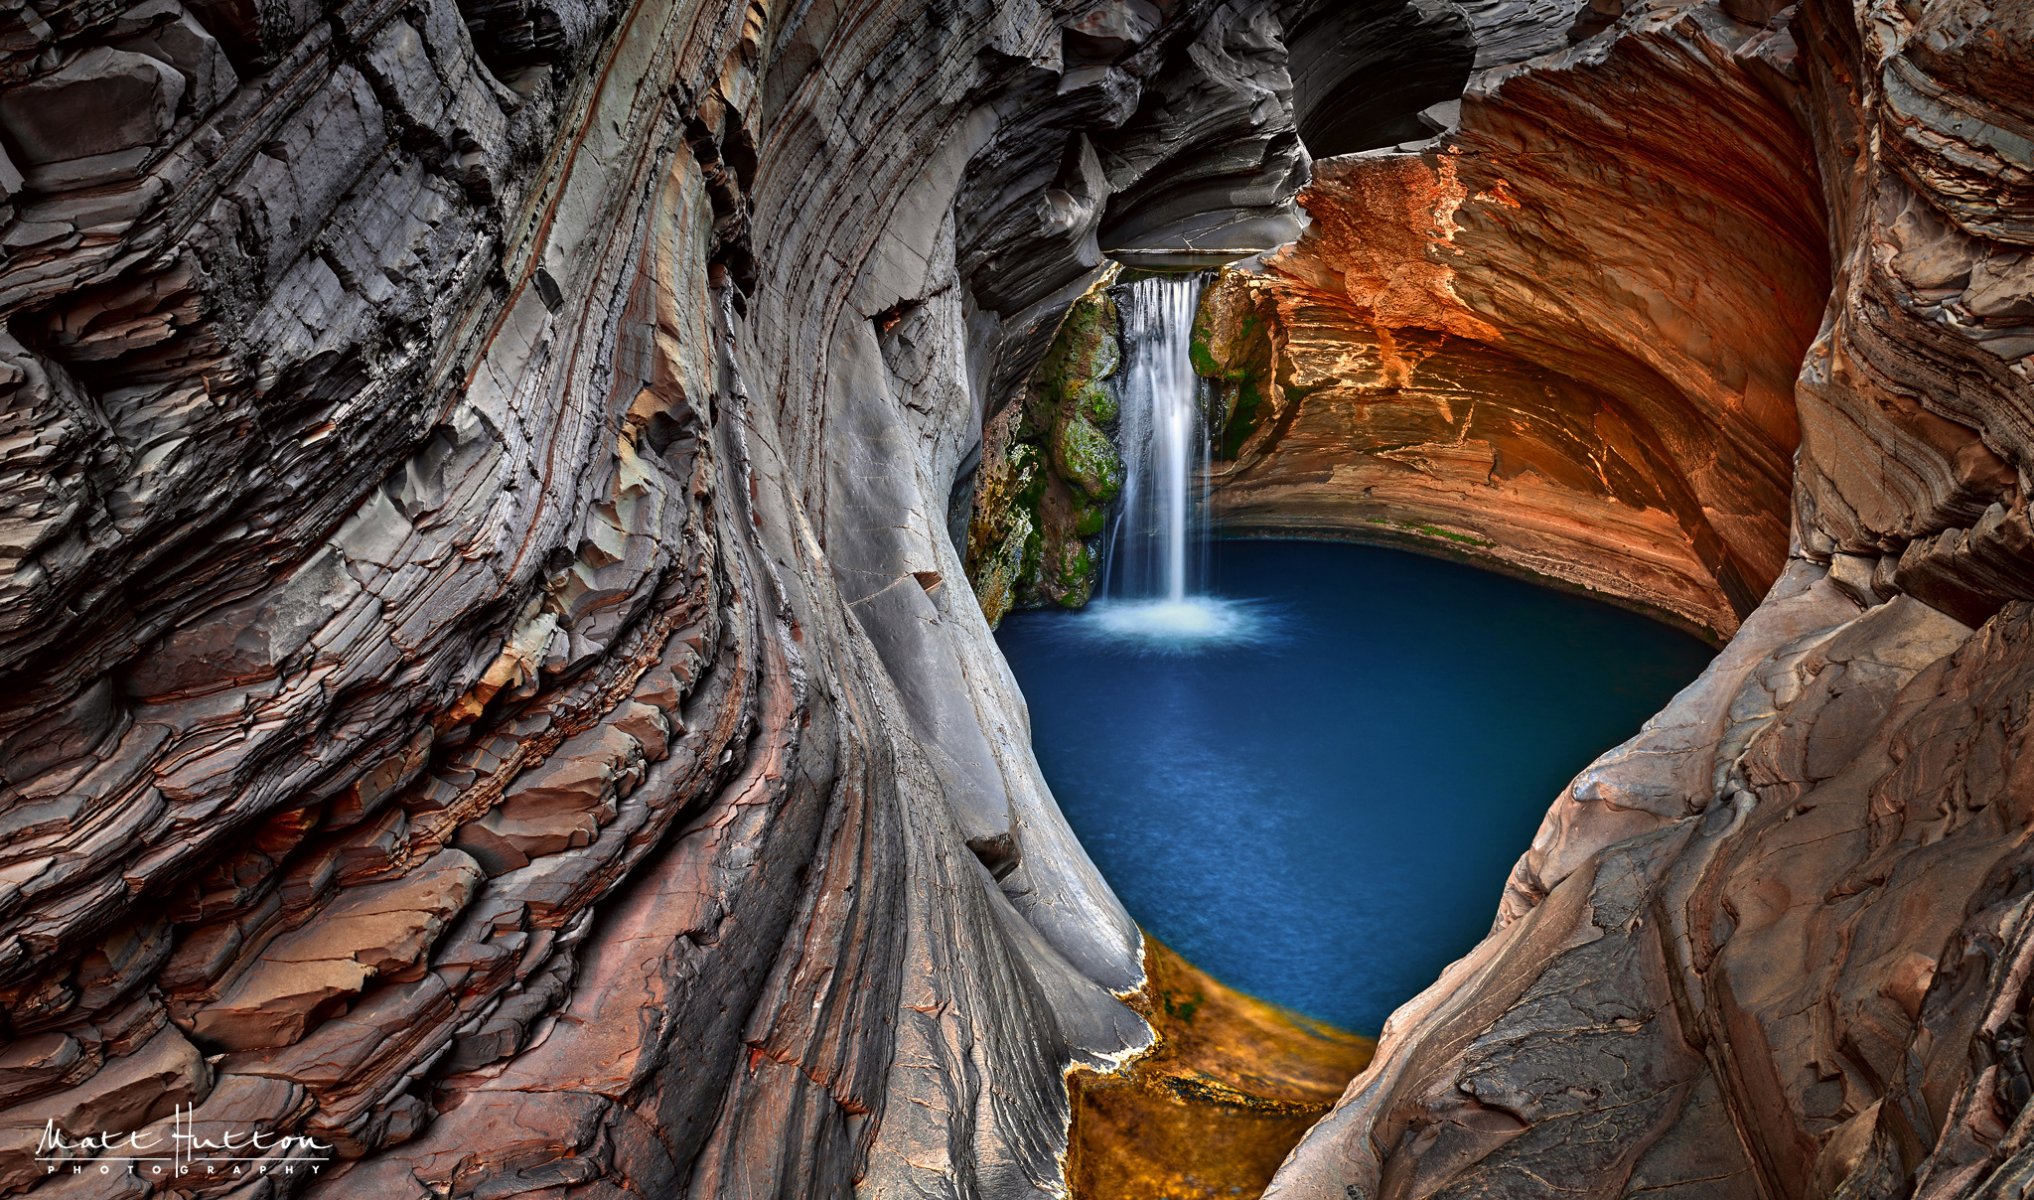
1105 274 1209 605
1083 272 1265 649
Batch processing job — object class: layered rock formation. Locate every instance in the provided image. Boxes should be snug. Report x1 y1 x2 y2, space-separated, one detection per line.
1192 5 1831 637
3 0 2031 1196
1247 0 2034 1195
0 0 1327 1195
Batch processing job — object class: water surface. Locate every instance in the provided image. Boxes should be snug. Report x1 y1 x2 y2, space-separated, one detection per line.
997 540 1715 1032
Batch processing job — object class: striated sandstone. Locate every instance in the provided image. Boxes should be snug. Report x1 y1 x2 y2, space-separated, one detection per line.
1194 1 1832 637
1258 0 2034 1194
0 0 1340 1194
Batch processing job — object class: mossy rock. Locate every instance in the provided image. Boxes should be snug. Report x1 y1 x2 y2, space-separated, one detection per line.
1192 270 1281 460
1009 442 1046 507
1039 290 1122 397
971 506 1037 626
963 269 1124 621
1073 500 1106 539
1052 541 1097 608
1221 378 1265 459
1055 411 1123 505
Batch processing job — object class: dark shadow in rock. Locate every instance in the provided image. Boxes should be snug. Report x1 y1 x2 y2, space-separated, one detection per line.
1287 0 1474 157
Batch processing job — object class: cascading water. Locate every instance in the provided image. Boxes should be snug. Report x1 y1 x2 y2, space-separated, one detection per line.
1087 273 1266 649
1105 274 1208 603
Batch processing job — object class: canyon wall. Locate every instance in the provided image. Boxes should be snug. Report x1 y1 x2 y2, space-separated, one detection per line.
1253 0 2034 1195
0 0 1322 1194
3 0 2031 1195
1192 5 1831 638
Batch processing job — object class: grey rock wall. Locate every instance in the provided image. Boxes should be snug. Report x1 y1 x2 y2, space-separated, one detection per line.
0 0 1330 1194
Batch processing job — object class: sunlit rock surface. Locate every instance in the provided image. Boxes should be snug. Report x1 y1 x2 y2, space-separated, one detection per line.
1193 6 1830 638
1066 938 1375 1200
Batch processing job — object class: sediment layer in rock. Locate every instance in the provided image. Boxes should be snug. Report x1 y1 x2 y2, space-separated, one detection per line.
1194 2 1832 637
1260 0 2034 1195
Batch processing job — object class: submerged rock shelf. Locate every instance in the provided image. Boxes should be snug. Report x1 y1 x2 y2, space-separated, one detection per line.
1066 938 1375 1200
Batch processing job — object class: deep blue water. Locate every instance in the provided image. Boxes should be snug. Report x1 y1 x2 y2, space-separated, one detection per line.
996 540 1715 1033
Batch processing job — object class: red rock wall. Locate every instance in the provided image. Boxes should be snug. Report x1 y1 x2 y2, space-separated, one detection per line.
1196 7 1832 637
1258 0 2034 1196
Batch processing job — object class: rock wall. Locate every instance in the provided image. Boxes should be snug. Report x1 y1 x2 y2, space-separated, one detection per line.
0 0 1324 1195
1258 0 2034 1195
3 0 2030 1195
1192 3 1831 638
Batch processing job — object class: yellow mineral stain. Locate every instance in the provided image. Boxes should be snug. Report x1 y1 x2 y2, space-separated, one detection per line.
1067 938 1375 1200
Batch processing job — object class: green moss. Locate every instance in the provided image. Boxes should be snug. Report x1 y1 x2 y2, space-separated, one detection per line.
1413 522 1495 548
1056 412 1123 504
1365 516 1497 549
1053 542 1097 608
1221 379 1264 459
964 272 1126 618
1037 290 1121 402
1191 283 1275 461
1010 443 1046 507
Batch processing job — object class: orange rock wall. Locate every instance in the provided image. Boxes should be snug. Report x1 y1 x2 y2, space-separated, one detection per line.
1198 10 1832 637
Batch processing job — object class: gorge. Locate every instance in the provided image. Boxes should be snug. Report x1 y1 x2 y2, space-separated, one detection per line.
0 2 2030 1200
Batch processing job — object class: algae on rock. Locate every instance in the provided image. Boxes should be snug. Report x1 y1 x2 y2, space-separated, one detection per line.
966 274 1125 625
1193 268 1284 462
